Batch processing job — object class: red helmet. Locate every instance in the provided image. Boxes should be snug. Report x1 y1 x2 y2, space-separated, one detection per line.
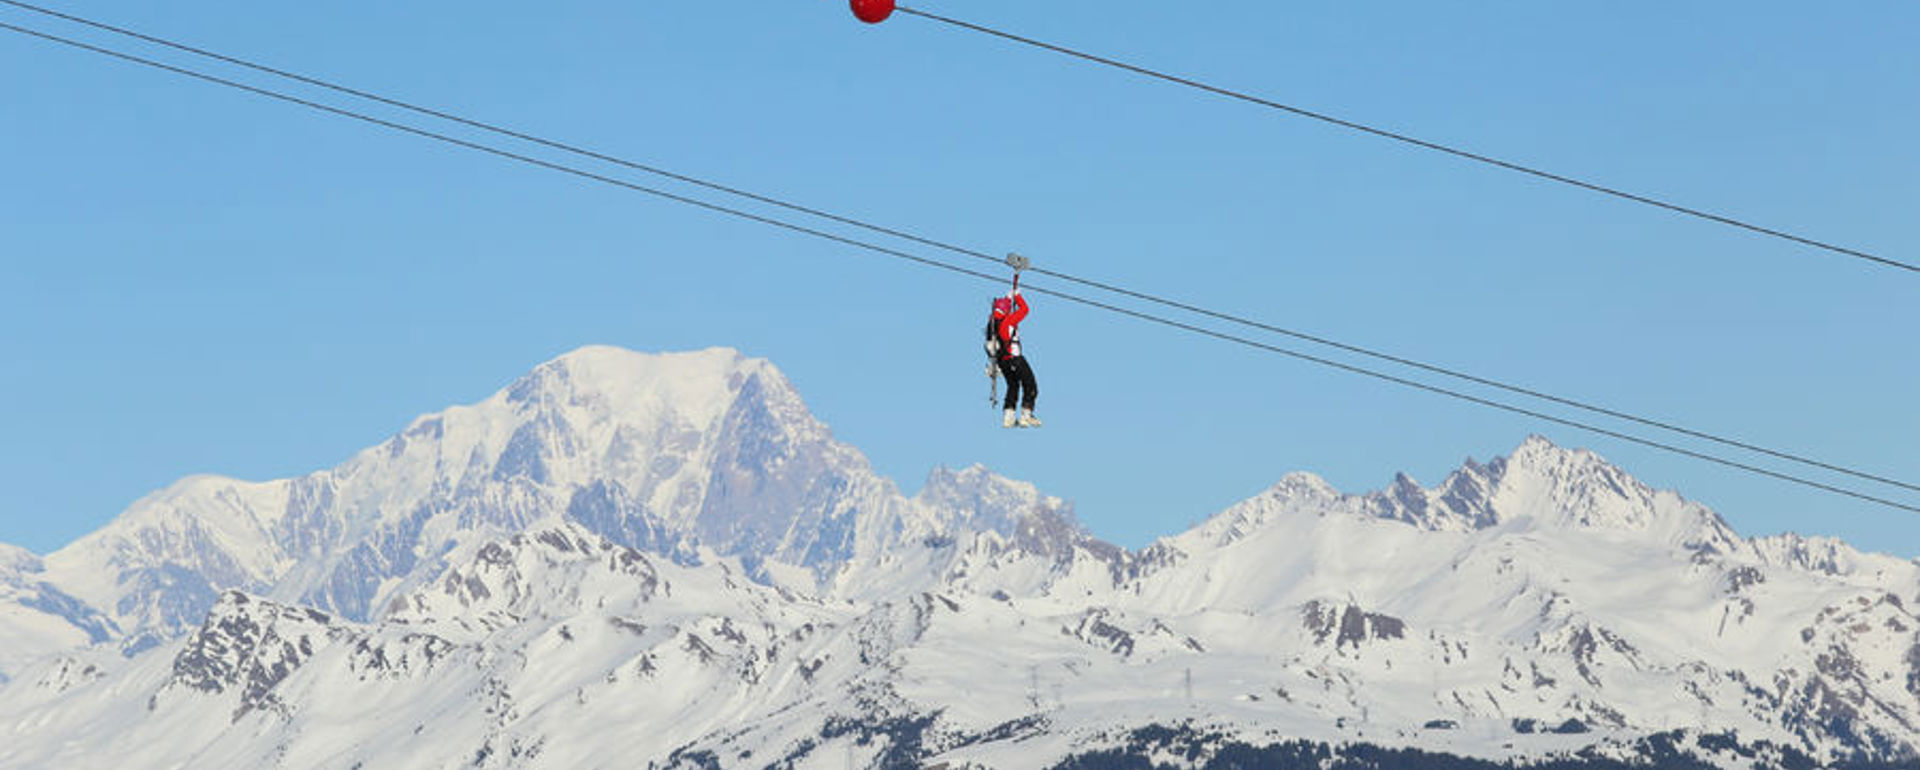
991 297 1012 316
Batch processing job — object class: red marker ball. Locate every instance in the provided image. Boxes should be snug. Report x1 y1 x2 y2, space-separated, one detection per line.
850 0 894 24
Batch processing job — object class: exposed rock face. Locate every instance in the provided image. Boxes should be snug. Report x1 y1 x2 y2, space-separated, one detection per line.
1302 600 1407 650
163 592 343 720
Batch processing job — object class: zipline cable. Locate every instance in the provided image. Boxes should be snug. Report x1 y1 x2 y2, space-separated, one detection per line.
893 5 1919 277
1 1 1910 498
3 19 1915 516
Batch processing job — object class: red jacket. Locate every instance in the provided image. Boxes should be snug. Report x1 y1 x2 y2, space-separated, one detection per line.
996 294 1029 360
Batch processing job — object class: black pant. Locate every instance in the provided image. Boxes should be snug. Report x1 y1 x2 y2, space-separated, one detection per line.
998 355 1037 411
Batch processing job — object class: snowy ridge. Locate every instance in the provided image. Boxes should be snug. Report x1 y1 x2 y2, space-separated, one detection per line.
1200 437 1744 552
11 508 1916 768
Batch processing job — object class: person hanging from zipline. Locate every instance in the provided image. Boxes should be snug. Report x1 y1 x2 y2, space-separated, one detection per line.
988 291 1040 428
987 286 1042 429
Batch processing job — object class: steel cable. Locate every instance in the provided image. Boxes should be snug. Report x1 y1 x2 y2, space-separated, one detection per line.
894 5 1917 276
1 0 1908 496
2 17 1913 514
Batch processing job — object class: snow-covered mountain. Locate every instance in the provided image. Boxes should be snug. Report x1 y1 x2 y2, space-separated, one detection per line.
26 347 1071 643
2 346 1916 769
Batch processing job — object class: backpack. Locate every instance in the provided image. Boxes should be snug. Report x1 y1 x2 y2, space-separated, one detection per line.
983 316 1003 361
983 315 1003 405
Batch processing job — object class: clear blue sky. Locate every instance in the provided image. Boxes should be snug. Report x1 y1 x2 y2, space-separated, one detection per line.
2 1 1914 555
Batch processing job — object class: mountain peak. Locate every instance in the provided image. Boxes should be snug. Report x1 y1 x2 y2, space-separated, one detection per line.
1482 436 1662 530
546 344 749 375
917 464 1061 532
1173 472 1345 549
1271 471 1341 501
1392 437 1741 550
1502 434 1617 479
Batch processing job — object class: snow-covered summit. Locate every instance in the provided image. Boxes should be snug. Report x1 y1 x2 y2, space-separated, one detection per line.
495 345 779 445
1440 436 1744 553
914 464 1067 538
367 345 787 506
